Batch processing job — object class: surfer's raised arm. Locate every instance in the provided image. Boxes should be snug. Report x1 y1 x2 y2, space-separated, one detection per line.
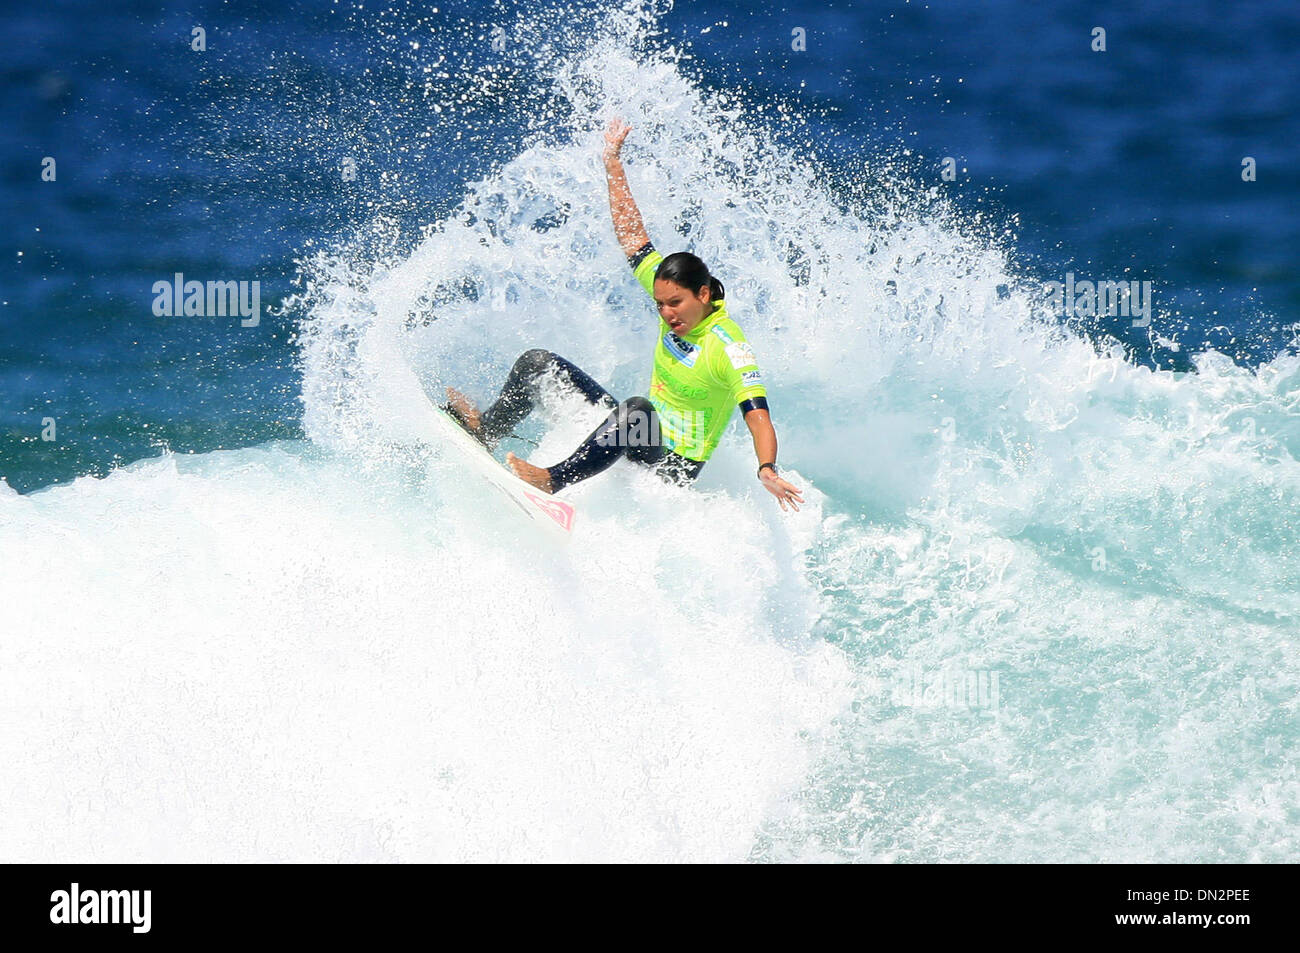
603 117 651 257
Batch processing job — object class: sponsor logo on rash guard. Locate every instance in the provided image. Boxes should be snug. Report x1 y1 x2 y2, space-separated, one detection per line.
663 331 700 366
725 341 757 369
653 368 709 400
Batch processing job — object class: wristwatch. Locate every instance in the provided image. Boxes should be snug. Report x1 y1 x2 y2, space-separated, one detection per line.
758 461 777 479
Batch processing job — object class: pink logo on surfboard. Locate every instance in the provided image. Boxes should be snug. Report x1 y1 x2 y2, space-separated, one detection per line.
523 491 575 532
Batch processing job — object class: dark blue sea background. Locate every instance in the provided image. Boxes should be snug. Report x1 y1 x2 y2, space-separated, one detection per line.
2 0 1297 493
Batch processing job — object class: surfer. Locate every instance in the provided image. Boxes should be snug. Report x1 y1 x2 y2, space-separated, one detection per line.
445 116 803 511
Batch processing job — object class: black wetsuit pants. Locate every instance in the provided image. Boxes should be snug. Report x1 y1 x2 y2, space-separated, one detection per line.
480 349 705 492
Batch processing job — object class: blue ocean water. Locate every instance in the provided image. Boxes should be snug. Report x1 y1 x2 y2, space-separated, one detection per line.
1 1 1297 861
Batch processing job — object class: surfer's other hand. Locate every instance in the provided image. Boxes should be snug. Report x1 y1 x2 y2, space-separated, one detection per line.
760 470 804 512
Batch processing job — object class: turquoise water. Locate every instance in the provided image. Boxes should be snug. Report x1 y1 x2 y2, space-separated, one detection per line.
2 1 1297 861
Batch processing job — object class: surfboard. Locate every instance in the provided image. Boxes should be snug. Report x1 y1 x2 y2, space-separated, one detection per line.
358 323 574 537
424 390 577 537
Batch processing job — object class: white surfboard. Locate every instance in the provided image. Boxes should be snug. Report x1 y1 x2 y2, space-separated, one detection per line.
358 328 575 536
424 390 577 537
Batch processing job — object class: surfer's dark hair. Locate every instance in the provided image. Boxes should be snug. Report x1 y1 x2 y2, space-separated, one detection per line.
657 252 725 301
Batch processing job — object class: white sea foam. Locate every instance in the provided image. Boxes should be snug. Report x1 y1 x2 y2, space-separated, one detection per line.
0 443 849 862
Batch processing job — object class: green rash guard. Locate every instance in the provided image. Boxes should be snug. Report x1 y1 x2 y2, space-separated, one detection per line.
631 244 768 462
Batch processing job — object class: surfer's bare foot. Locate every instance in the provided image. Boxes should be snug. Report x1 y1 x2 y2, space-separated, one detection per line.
445 386 483 434
506 452 553 494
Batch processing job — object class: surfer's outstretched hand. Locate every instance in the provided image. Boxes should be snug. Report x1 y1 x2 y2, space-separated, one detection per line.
761 470 804 512
603 117 631 164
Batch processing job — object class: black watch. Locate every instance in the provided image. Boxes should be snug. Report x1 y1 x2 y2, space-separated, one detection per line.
758 461 778 479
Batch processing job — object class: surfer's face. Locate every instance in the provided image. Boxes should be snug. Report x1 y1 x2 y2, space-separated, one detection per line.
653 279 713 335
